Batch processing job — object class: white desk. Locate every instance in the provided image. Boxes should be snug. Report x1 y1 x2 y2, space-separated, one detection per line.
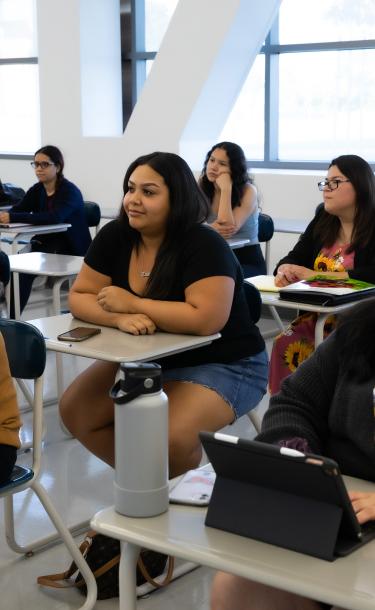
9 252 83 319
0 222 71 254
258 290 355 345
28 313 220 362
227 236 251 250
273 218 309 235
92 475 375 610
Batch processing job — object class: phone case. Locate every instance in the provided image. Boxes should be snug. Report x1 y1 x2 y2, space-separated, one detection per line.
169 468 216 506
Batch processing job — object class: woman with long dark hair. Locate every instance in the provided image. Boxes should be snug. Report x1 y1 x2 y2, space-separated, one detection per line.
199 142 266 277
269 154 375 394
60 151 268 478
0 145 91 313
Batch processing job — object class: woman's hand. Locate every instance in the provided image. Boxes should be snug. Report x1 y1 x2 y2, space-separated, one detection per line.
211 220 236 239
117 313 156 335
0 212 10 223
97 286 136 313
275 264 315 287
215 172 232 192
349 491 375 524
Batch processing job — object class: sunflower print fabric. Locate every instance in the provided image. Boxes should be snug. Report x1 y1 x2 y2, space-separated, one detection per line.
268 243 354 395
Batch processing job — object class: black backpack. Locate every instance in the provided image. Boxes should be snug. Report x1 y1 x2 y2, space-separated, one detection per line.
0 180 25 204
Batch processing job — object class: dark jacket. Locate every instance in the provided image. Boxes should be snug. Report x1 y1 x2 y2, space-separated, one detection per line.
274 208 375 284
9 178 91 256
257 332 375 481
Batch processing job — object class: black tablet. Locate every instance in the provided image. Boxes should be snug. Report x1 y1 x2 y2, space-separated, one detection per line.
199 431 375 561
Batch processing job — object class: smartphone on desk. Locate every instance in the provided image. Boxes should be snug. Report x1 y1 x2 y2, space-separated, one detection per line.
169 467 216 506
57 327 101 342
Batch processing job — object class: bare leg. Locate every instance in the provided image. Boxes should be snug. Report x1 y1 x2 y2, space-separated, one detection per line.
59 360 118 466
60 364 234 476
211 573 325 610
165 381 234 478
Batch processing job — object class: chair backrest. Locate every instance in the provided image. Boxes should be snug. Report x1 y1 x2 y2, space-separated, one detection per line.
0 182 25 205
243 281 262 324
258 213 274 243
84 201 101 228
0 319 46 379
0 252 10 287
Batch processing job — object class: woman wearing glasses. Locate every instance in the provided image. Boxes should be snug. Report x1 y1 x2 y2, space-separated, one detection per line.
269 154 375 394
0 145 91 313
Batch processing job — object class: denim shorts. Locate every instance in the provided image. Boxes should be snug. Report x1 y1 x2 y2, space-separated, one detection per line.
162 349 269 419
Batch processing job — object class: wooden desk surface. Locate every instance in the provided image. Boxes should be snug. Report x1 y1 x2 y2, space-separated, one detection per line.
28 313 220 363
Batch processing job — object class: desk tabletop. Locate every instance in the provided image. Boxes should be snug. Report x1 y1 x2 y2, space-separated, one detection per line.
9 252 83 276
92 475 375 610
0 222 71 235
28 313 220 362
273 218 309 234
227 236 251 249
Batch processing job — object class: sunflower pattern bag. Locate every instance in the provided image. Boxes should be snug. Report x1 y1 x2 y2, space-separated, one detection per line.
269 244 354 395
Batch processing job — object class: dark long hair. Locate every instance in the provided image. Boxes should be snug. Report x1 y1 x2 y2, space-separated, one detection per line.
199 141 252 208
34 145 65 188
335 297 375 380
314 154 375 251
119 152 210 299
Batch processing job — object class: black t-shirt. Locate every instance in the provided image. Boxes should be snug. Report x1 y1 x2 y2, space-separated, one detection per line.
84 220 264 368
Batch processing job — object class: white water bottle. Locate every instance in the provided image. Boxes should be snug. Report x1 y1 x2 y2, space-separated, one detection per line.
110 362 169 517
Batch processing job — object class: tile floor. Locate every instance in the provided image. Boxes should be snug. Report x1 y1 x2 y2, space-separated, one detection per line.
0 284 284 610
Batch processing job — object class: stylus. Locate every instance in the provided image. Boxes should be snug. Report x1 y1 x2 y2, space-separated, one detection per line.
214 432 239 444
280 447 305 457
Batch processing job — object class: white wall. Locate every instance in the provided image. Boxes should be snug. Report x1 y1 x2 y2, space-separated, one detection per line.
0 0 327 268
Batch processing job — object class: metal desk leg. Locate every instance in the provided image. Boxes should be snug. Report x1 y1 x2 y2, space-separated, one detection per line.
12 271 21 319
315 313 328 347
265 240 271 273
119 541 141 610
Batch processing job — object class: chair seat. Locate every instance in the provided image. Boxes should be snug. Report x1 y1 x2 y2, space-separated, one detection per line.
0 465 34 493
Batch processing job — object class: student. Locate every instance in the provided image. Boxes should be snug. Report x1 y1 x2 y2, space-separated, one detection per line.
199 142 266 278
59 151 268 478
211 297 375 610
0 145 91 313
269 154 375 394
0 332 21 486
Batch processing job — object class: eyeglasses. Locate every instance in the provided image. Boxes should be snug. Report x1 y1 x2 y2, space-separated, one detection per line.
30 161 55 169
318 179 351 191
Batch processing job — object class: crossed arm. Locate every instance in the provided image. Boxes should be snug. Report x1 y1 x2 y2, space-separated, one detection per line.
69 262 234 336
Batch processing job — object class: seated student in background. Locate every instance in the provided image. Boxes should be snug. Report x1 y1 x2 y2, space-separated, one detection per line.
211 297 375 610
269 154 375 395
199 141 266 278
0 145 91 314
0 333 21 486
59 151 268 479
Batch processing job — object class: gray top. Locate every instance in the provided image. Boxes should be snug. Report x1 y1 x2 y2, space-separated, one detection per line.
257 332 375 481
207 202 259 245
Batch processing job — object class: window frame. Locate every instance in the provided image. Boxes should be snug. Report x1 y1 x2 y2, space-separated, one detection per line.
128 2 375 170
0 55 38 159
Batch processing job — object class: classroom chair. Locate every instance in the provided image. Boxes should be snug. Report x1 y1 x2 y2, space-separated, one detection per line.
0 318 97 609
84 201 101 235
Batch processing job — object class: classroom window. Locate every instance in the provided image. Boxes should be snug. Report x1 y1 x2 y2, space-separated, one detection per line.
0 0 39 155
126 0 375 168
